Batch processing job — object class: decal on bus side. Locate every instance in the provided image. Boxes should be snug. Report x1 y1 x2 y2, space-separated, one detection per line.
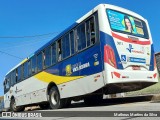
66 65 72 76
73 62 90 72
93 54 99 66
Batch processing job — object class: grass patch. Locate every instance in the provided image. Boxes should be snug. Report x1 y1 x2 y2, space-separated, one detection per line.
126 78 160 96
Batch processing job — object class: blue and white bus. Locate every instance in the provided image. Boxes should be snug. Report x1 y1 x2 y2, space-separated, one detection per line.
3 4 158 111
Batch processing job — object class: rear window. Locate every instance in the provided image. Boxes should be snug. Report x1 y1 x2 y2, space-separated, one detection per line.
107 9 149 39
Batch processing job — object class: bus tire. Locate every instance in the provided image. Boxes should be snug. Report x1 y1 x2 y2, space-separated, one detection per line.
10 99 25 112
84 94 103 106
49 86 64 109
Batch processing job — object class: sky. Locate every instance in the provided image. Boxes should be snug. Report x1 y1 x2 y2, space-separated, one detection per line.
0 0 160 96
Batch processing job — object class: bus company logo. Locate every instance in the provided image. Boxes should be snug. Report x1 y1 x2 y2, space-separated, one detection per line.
126 44 134 53
126 44 144 54
66 62 90 75
65 64 72 76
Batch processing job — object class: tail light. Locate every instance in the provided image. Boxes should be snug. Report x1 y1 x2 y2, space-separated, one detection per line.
153 73 157 78
104 45 117 68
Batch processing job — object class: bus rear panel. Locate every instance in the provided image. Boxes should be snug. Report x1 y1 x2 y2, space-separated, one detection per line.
100 5 158 94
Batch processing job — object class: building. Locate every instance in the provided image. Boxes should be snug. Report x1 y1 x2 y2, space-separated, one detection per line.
155 52 160 75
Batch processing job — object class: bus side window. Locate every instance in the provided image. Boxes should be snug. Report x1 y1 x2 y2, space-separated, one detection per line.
86 17 96 46
90 17 96 45
10 72 13 86
6 75 10 89
31 56 37 75
13 70 16 85
86 20 91 47
21 64 24 80
7 77 10 89
62 34 70 59
44 47 51 68
15 69 18 83
76 23 86 51
52 43 57 64
28 60 31 77
10 71 16 86
70 31 75 55
24 62 28 79
17 66 21 82
37 52 43 72
58 40 62 61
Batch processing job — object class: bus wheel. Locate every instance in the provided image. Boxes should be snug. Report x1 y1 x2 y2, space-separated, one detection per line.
49 86 63 109
84 94 103 106
10 99 25 112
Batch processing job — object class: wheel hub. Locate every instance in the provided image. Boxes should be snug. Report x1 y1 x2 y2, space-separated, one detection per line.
51 91 58 105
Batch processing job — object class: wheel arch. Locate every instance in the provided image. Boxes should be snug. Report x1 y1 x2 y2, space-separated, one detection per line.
47 82 59 95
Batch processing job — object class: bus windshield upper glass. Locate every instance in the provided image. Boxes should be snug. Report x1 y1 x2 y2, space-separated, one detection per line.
107 9 149 39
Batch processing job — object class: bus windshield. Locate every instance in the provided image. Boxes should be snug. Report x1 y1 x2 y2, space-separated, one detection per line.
107 9 149 39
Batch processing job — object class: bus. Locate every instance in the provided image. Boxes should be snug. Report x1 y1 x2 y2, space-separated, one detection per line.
3 4 158 112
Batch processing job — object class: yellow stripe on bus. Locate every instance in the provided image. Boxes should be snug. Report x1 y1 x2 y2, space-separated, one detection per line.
34 71 84 84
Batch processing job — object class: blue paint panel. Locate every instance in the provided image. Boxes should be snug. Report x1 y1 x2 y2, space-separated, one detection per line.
100 31 123 69
45 55 79 76
149 44 155 71
77 44 103 76
45 43 103 76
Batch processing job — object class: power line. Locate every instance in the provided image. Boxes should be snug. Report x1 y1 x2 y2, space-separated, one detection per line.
0 34 55 50
0 50 23 60
0 31 60 39
0 31 60 59
1 38 50 50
